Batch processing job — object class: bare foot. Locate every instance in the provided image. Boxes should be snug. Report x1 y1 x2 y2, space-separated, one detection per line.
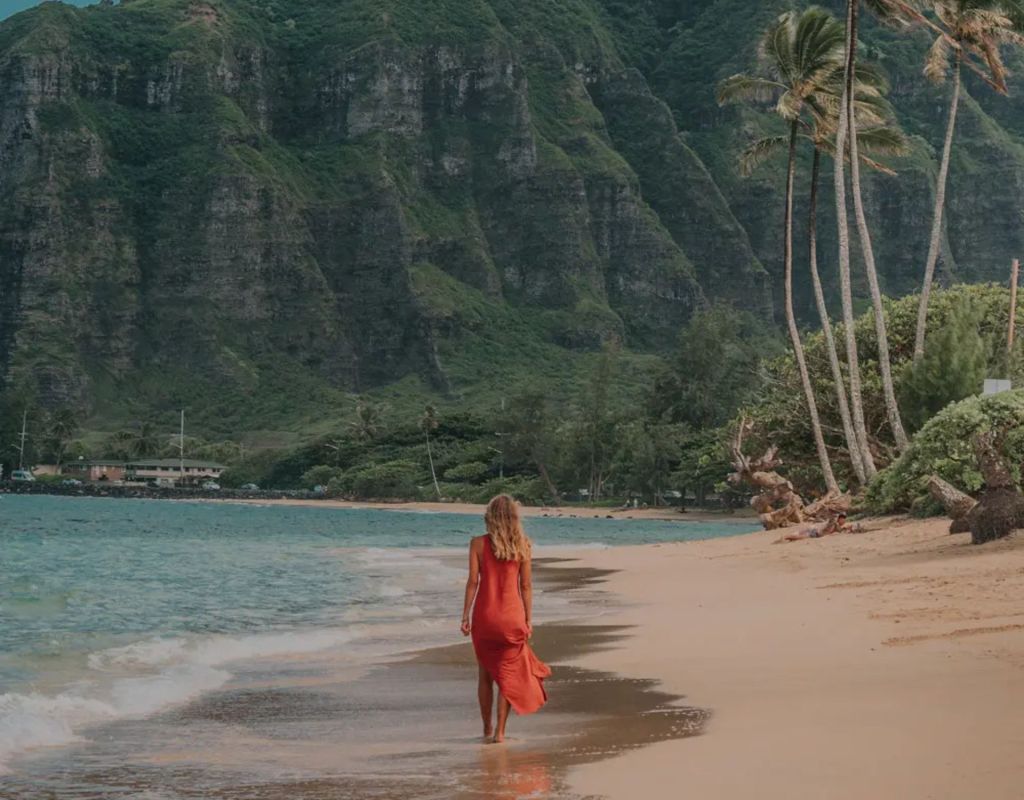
482 728 493 742
491 732 505 744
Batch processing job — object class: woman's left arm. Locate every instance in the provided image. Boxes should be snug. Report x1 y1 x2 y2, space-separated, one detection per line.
520 557 534 636
461 539 481 636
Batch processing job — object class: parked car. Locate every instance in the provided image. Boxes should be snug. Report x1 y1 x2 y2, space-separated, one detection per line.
61 478 83 487
11 469 36 482
201 481 221 491
240 483 260 491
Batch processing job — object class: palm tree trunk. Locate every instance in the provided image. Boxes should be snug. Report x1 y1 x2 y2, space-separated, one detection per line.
785 122 839 494
835 0 877 479
425 431 441 499
913 53 961 363
809 148 866 485
537 459 561 504
846 11 910 452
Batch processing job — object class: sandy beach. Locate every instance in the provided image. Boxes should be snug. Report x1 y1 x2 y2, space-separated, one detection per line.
560 517 1024 799
212 496 754 524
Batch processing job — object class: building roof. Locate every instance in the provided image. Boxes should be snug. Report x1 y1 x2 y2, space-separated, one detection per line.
126 459 227 469
69 460 127 467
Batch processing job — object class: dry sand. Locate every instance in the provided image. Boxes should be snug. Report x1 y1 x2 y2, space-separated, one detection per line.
561 517 1024 800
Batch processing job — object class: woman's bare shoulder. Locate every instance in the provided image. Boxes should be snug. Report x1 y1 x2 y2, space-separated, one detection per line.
469 534 486 549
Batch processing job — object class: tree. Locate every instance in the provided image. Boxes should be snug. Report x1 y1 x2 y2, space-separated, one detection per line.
899 298 987 432
105 421 161 460
719 7 847 494
421 404 442 499
844 0 911 453
828 0 920 471
912 0 1024 361
651 303 781 430
505 392 562 503
45 408 79 468
349 397 384 442
736 67 905 486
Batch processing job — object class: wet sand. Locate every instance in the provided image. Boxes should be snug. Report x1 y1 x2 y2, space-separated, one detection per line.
1 563 705 799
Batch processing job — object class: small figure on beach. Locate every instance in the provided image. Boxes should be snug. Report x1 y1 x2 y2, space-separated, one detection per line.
774 512 850 543
461 494 551 743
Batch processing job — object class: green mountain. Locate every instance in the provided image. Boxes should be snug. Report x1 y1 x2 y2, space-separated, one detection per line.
1 0 1022 443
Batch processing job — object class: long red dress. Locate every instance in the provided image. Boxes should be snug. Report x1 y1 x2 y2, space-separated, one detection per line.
471 537 551 715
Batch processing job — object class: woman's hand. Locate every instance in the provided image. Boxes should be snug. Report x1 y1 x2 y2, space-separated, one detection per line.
460 617 472 636
526 621 533 638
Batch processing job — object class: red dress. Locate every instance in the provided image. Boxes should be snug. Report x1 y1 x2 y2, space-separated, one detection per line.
471 537 551 715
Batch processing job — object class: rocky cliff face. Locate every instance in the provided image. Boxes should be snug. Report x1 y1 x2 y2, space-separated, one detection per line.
2 0 1021 428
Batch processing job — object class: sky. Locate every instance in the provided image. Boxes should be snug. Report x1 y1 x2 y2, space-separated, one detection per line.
0 0 94 21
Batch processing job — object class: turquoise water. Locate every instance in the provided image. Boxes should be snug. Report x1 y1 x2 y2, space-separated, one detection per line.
0 494 756 774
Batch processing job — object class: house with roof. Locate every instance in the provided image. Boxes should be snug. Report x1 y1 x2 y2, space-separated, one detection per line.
126 459 227 485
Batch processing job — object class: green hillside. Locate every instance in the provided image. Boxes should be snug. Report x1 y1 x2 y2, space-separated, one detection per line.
2 0 1023 462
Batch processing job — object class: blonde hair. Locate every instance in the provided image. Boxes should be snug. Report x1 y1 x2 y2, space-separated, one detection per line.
485 494 531 561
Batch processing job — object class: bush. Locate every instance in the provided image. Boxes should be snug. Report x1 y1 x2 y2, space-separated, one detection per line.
443 461 491 483
301 464 344 490
899 299 987 434
867 390 1024 513
333 460 423 499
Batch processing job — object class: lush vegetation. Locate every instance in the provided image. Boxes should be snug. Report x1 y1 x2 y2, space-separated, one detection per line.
4 1 1024 512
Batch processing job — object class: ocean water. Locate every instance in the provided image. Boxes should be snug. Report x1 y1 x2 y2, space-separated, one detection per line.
0 495 756 779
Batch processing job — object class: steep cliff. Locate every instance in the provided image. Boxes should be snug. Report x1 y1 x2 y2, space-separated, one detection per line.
3 0 1024 436
0 0 767 429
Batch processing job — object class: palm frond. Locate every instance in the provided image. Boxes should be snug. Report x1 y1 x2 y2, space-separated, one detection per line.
716 74 784 105
738 135 788 177
855 125 909 156
924 34 953 82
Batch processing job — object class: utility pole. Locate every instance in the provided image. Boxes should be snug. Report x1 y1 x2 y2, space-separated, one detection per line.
496 397 506 480
178 409 185 486
1009 258 1020 354
17 409 27 470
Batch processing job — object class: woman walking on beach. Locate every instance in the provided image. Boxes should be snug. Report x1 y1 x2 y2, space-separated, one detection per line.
461 495 551 742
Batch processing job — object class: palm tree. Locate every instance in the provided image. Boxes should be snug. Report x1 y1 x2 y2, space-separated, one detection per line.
807 122 906 485
829 0 919 470
841 0 911 453
911 0 1024 361
348 397 383 442
421 404 442 499
719 7 846 494
46 409 79 468
738 73 905 487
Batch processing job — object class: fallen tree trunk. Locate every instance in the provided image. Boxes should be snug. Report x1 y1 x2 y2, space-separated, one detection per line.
728 418 848 530
926 475 977 534
966 432 1024 545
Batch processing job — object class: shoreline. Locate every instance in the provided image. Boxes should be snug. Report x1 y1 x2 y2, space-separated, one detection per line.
210 496 757 524
1 487 756 524
556 517 1024 799
2 552 698 799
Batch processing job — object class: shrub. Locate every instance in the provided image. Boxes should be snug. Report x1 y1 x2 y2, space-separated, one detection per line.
334 460 423 499
442 461 491 483
301 464 344 490
898 299 987 434
867 390 1024 513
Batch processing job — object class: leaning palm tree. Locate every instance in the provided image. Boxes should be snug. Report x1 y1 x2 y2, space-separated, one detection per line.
421 404 442 499
829 0 918 467
739 71 905 487
846 3 911 452
911 0 1024 361
718 7 846 494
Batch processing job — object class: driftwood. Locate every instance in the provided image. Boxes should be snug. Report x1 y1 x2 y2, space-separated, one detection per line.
729 418 848 530
926 475 977 534
966 432 1024 545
